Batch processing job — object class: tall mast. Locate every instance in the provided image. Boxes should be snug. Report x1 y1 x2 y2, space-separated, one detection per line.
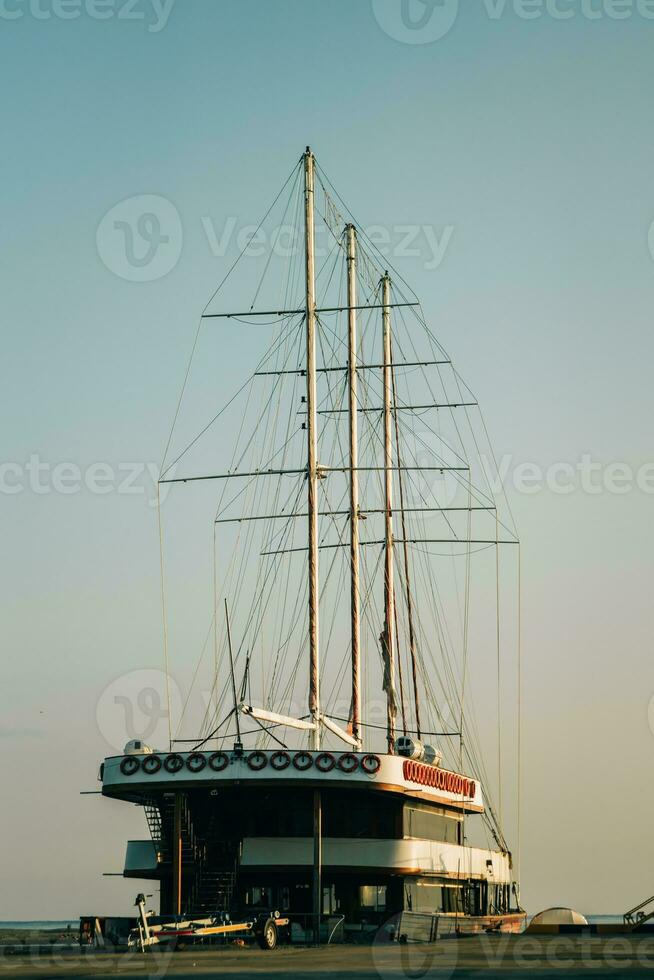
346 224 361 744
304 147 320 750
381 272 397 751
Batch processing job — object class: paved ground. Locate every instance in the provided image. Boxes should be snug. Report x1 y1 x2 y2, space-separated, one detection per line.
2 936 654 978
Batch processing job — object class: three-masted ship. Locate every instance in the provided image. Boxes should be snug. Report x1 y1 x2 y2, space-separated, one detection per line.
100 148 525 938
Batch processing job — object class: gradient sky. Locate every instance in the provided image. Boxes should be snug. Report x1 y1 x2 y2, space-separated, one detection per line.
2 0 654 919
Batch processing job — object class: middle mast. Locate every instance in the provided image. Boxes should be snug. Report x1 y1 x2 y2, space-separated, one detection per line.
346 224 361 745
382 272 397 752
304 147 320 750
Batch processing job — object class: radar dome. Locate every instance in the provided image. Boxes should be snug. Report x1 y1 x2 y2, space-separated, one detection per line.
531 908 588 926
124 740 154 755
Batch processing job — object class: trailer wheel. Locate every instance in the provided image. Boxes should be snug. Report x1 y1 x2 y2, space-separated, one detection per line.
257 918 278 950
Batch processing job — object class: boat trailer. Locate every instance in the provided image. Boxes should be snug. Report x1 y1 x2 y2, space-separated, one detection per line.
130 894 290 951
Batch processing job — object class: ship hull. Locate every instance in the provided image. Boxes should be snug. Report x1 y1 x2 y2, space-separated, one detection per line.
103 749 523 931
436 912 526 935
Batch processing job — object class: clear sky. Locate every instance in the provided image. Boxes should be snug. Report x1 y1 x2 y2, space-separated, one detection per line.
2 0 654 919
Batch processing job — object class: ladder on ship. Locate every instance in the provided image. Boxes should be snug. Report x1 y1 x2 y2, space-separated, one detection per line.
144 802 162 842
148 796 197 863
143 797 239 914
193 868 237 914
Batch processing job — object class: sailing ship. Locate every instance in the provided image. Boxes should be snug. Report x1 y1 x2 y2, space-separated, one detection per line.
100 148 526 939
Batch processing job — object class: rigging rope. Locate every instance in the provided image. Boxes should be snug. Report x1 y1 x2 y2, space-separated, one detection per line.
156 483 173 751
160 154 521 862
160 159 302 475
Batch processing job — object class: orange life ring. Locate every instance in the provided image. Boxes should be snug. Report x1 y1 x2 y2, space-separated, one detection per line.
403 758 475 798
361 754 381 774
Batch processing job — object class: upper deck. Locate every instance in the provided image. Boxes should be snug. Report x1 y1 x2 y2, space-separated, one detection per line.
101 748 484 814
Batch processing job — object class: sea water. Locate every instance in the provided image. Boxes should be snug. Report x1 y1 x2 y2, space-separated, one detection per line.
0 921 74 931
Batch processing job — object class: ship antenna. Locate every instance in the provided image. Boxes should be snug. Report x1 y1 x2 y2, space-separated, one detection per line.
304 147 321 751
346 223 361 745
381 272 398 752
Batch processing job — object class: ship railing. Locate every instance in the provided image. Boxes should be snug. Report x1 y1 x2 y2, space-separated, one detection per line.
282 912 345 946
624 894 654 927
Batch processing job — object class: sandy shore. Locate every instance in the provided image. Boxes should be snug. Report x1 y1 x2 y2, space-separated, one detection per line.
0 927 77 947
2 935 654 977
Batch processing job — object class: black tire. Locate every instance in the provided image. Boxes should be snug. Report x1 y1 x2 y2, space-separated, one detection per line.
315 752 335 772
164 753 184 773
337 752 359 773
256 918 278 950
186 752 206 773
120 756 140 776
247 751 268 772
209 751 229 772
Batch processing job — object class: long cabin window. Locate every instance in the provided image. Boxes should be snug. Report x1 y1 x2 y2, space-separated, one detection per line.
405 879 464 914
359 885 387 911
403 804 461 843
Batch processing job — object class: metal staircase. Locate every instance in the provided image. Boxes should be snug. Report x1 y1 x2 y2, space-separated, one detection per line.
144 803 162 842
193 868 237 914
142 796 239 913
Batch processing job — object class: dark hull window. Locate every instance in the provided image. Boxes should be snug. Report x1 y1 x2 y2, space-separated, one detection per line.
203 789 400 839
324 794 398 839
